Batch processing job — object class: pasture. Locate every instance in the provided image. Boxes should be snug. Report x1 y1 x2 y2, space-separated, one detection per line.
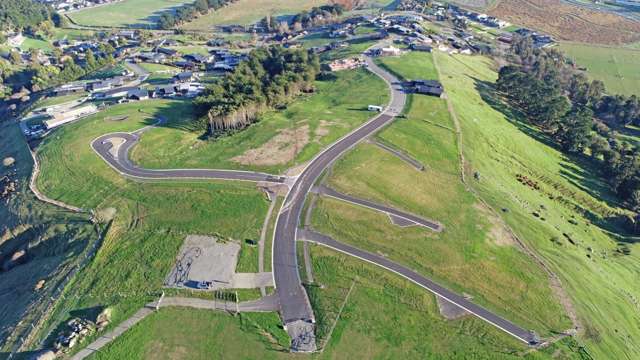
560 42 640 96
67 0 194 28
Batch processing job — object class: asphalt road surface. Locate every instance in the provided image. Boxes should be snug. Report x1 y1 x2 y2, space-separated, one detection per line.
91 132 286 184
311 185 443 231
298 229 539 345
271 54 407 334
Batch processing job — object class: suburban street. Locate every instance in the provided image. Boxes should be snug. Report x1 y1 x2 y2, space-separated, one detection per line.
297 229 539 345
271 53 407 350
87 48 539 352
91 132 286 184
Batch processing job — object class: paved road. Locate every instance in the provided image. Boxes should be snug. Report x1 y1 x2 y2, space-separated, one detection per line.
311 185 442 231
91 132 286 184
298 229 539 345
271 53 407 348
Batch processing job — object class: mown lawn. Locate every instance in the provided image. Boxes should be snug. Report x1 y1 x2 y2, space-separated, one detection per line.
559 42 640 96
435 52 640 359
33 99 269 351
131 69 389 173
67 0 193 28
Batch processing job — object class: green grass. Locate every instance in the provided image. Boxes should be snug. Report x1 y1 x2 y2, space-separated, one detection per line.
263 197 283 273
320 39 377 61
131 69 389 174
18 36 53 54
67 0 194 28
434 52 640 359
137 62 180 73
89 308 290 359
83 63 128 80
32 99 269 351
559 42 640 96
86 245 583 359
375 51 439 81
312 90 569 337
181 0 326 31
34 93 87 109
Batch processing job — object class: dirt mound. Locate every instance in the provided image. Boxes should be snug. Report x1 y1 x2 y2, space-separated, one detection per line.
232 125 310 166
490 0 640 44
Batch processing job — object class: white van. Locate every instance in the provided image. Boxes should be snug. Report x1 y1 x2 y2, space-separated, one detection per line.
368 105 383 112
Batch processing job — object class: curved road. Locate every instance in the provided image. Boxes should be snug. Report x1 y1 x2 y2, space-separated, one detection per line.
89 48 538 350
271 54 407 342
91 132 286 184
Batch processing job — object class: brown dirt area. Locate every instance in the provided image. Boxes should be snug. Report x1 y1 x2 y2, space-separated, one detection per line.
490 0 640 44
232 125 310 166
474 202 515 246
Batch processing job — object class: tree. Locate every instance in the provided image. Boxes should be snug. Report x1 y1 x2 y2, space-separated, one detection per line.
554 106 593 153
9 50 21 65
85 49 97 70
194 0 209 14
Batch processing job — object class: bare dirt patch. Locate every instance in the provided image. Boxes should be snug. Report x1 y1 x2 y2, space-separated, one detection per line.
232 125 310 166
474 202 515 246
490 0 640 44
436 296 470 320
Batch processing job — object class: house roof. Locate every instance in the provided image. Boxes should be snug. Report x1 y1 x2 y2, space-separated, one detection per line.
127 88 149 98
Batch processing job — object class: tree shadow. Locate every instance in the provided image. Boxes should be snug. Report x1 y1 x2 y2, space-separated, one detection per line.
470 76 634 239
146 99 203 133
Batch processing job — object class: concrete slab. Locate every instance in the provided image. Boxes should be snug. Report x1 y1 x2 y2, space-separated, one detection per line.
106 137 125 158
165 235 240 288
232 272 274 289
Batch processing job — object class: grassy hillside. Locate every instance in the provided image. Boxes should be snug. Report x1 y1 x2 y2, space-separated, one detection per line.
67 0 193 28
311 52 569 339
31 100 270 351
88 246 582 359
434 52 640 359
131 69 389 174
560 42 640 97
0 122 98 352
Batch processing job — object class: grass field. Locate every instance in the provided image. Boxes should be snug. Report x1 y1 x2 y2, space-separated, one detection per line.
181 0 326 31
311 53 569 337
559 42 640 96
434 52 640 359
33 93 87 109
131 69 389 174
18 36 53 54
67 0 193 28
32 99 270 351
87 246 583 359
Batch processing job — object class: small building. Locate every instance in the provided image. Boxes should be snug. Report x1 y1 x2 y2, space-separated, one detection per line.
373 46 402 57
93 86 137 99
157 47 178 57
127 88 149 101
53 83 85 96
155 85 177 97
184 53 212 64
409 44 432 52
173 71 195 83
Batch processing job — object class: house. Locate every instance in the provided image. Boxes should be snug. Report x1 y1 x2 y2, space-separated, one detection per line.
127 88 149 101
138 52 166 63
93 86 137 99
415 85 443 97
173 71 195 83
409 44 432 52
410 79 444 97
157 47 178 57
155 85 176 97
372 46 402 57
184 53 211 63
173 61 197 70
53 83 86 96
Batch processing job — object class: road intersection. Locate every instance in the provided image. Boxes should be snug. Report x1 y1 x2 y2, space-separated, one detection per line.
89 48 540 351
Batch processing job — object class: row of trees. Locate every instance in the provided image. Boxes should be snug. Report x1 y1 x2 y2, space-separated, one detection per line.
496 35 640 212
157 0 235 30
260 4 345 34
195 46 320 134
